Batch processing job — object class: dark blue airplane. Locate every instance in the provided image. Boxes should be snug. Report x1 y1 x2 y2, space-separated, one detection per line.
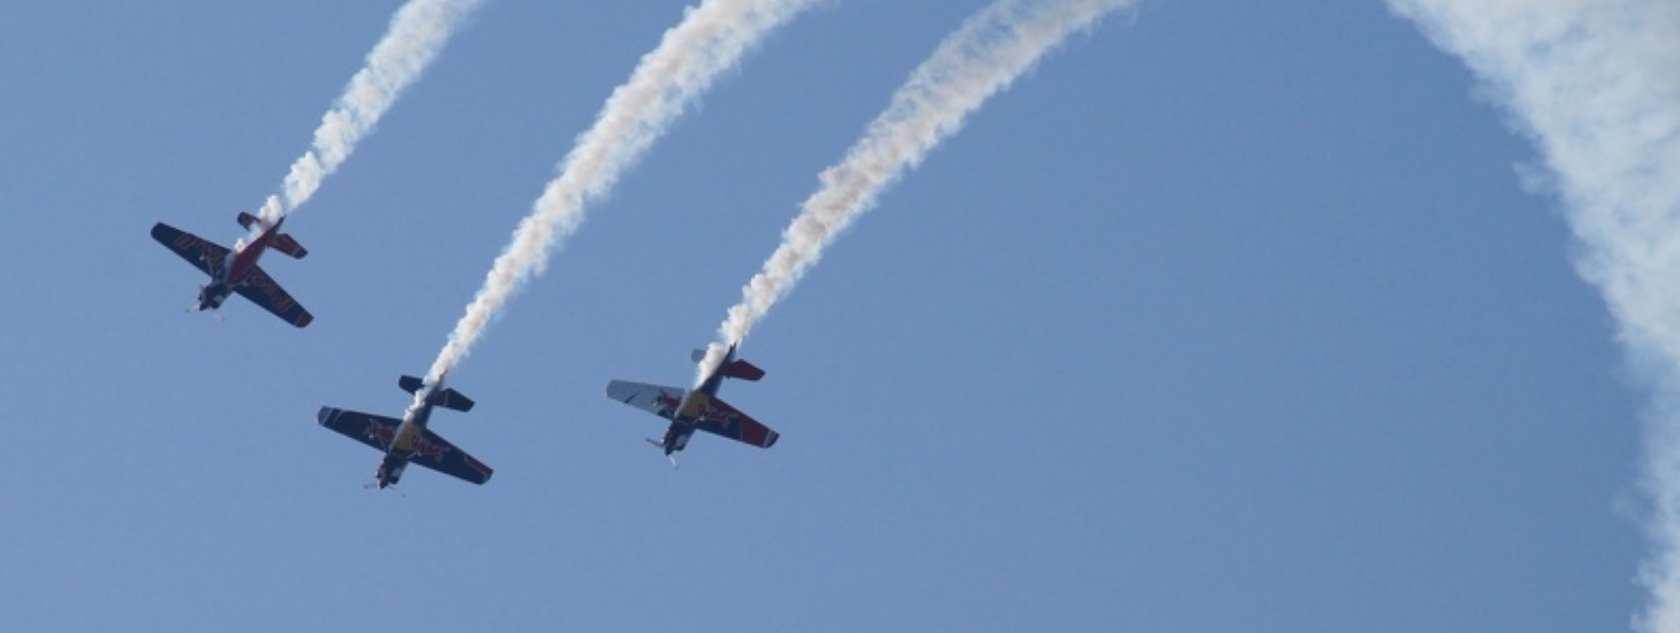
318 373 492 488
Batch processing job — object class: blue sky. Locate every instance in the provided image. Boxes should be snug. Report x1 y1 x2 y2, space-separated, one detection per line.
0 1 1643 630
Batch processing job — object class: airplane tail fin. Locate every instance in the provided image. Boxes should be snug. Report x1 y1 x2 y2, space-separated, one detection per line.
270 233 308 259
236 212 307 258
398 375 475 412
689 348 765 381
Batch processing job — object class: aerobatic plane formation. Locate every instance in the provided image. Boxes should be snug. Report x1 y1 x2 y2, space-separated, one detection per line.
134 0 1137 493
150 214 783 488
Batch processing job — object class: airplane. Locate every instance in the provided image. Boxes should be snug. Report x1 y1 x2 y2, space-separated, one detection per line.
605 344 779 465
149 212 314 327
317 373 493 488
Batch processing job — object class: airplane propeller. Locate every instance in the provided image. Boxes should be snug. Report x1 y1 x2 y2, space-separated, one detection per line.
645 437 679 468
361 481 404 497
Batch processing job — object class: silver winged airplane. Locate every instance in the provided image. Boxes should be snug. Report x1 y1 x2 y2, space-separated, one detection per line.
606 344 779 465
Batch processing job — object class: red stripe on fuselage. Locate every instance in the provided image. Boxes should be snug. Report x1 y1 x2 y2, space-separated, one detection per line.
226 226 278 282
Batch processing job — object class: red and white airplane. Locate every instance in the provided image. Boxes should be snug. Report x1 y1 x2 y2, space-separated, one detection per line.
606 344 779 465
150 212 314 327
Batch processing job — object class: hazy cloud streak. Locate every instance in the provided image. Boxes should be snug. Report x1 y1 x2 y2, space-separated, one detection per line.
1386 1 1680 630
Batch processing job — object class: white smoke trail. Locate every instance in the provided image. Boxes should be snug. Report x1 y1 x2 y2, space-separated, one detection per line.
240 0 484 247
1384 0 1680 630
695 0 1130 382
407 0 813 414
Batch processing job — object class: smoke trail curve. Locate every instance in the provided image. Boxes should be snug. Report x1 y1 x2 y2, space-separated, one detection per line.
408 0 814 416
696 0 1131 382
242 0 485 247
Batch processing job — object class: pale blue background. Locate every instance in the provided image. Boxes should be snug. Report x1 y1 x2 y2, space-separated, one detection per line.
0 1 1641 631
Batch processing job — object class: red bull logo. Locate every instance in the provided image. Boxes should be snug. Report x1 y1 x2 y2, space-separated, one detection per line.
411 437 450 459
699 401 739 428
363 424 396 447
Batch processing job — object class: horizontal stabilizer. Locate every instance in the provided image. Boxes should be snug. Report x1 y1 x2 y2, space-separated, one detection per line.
720 359 765 381
427 388 474 412
397 375 474 412
236 212 305 257
270 233 308 259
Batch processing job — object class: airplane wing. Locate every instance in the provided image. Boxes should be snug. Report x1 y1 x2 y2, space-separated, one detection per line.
405 428 494 485
151 222 229 277
605 380 684 420
235 265 314 328
694 397 779 449
317 407 401 452
316 407 493 485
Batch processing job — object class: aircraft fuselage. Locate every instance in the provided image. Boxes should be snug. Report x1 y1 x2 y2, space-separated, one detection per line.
196 220 280 312
375 390 439 488
656 347 736 455
393 401 436 450
672 347 730 420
